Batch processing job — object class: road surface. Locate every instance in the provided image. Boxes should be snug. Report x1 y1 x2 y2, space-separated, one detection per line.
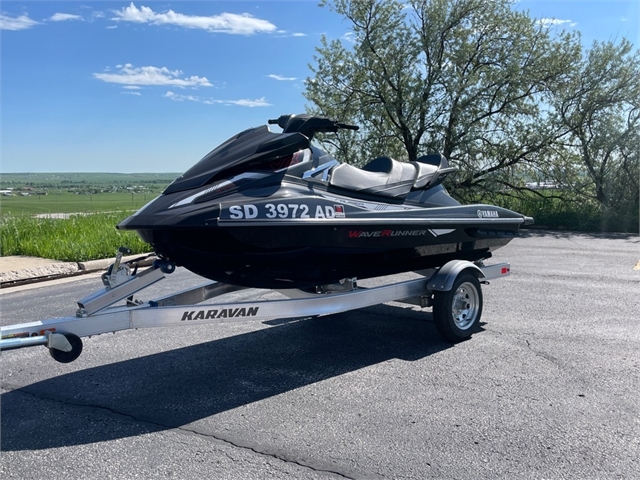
2 231 639 479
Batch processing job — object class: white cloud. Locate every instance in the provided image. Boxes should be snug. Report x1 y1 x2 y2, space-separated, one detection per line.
50 13 82 22
226 97 271 107
275 30 307 38
121 91 141 96
165 91 199 102
94 64 212 87
165 91 271 107
106 25 117 29
122 85 141 90
537 18 577 28
112 3 277 35
268 74 297 81
0 13 39 30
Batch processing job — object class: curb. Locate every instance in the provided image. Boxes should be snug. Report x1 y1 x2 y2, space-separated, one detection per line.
77 254 156 272
1 253 157 289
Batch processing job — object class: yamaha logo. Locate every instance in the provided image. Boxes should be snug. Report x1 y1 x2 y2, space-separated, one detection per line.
477 209 499 218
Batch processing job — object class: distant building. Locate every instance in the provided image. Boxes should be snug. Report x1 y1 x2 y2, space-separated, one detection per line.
525 181 558 190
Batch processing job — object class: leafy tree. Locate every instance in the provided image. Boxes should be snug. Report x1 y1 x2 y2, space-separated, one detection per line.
305 0 581 200
553 39 639 225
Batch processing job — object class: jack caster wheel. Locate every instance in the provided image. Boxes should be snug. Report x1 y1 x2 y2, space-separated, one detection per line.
49 333 83 363
432 272 483 343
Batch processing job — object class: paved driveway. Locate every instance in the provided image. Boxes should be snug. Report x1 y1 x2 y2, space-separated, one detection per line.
1 231 639 479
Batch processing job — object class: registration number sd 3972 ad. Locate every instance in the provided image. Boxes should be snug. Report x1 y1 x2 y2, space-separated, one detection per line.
227 203 344 220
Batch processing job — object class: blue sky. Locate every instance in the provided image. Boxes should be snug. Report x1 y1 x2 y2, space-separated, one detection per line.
1 1 638 173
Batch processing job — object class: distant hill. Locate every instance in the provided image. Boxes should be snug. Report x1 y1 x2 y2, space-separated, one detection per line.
0 172 180 189
0 173 181 216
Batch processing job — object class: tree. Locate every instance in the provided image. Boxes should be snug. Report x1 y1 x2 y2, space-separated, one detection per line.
553 39 640 223
305 0 581 200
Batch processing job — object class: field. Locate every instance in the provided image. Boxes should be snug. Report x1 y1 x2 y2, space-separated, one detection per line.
1 172 179 260
1 172 179 216
1 172 178 189
1 192 158 216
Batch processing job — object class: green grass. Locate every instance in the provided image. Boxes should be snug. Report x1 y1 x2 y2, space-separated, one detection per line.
0 212 151 261
0 192 158 216
0 172 176 260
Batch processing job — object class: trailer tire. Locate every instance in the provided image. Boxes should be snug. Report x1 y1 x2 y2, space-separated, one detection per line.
433 272 483 343
49 333 83 363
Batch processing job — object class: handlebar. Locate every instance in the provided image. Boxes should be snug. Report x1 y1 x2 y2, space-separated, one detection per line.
268 114 359 138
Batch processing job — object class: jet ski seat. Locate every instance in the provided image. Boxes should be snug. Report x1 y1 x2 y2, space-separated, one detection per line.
329 156 417 199
329 154 455 199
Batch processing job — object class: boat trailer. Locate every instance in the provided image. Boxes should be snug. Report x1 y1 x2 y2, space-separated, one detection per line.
0 249 512 363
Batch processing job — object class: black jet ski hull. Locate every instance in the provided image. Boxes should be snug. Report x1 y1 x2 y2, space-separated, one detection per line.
132 220 518 288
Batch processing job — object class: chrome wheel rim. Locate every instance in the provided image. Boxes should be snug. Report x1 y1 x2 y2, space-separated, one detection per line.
451 282 479 330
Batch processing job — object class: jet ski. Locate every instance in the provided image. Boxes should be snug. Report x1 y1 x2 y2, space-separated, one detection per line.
117 114 533 288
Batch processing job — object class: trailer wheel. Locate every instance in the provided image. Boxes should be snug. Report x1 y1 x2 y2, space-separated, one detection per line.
433 272 483 343
49 333 83 363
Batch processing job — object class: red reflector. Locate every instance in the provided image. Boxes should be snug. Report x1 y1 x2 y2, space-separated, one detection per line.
501 267 510 274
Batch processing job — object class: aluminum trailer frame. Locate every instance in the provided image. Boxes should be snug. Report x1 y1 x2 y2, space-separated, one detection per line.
0 258 512 363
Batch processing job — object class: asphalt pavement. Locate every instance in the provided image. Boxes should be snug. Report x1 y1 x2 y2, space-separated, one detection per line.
1 231 639 479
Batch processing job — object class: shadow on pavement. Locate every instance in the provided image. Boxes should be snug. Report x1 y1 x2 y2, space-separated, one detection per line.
2 304 457 451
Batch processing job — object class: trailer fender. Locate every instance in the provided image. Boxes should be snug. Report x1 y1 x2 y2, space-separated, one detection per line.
427 260 484 292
